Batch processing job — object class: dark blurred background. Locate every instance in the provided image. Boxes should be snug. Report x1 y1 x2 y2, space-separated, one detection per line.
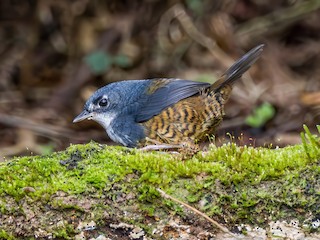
1 0 320 158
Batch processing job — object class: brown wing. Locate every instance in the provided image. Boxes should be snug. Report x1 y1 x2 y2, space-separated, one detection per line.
135 79 210 122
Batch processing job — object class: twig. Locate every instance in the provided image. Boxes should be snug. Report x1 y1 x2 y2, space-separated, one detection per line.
157 188 237 237
158 3 258 94
0 113 73 138
0 129 43 159
235 0 320 47
158 3 234 68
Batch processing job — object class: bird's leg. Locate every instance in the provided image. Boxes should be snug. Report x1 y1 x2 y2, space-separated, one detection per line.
139 138 199 154
139 137 183 151
139 143 184 151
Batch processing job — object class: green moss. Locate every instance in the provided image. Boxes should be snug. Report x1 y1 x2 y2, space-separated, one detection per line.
0 230 16 240
53 223 75 240
0 126 319 238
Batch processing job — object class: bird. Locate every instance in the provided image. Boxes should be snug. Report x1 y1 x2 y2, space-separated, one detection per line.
73 44 264 148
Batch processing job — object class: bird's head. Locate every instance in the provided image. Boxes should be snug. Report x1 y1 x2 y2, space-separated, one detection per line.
73 80 149 130
73 84 123 129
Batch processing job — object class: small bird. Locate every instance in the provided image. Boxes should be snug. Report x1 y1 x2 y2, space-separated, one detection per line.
74 44 264 148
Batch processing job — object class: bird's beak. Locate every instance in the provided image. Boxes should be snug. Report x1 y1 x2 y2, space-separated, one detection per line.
73 110 93 123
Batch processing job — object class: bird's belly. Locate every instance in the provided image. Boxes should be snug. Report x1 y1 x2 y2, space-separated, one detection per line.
141 94 224 145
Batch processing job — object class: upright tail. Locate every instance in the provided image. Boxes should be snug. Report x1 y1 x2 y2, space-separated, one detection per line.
210 44 264 92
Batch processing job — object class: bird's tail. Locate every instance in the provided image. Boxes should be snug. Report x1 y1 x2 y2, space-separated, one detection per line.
210 44 264 93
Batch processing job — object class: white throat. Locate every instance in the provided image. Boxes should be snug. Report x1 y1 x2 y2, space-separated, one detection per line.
91 112 128 146
91 112 116 130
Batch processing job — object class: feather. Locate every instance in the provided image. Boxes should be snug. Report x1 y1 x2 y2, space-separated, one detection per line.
136 79 210 122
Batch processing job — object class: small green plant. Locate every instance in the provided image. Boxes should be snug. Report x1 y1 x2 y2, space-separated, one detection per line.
185 0 204 16
245 102 276 128
84 51 131 74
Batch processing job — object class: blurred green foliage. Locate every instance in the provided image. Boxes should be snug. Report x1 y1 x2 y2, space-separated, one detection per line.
245 102 276 128
84 51 130 75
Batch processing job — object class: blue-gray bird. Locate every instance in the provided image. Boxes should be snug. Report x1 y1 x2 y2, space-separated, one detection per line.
73 44 264 148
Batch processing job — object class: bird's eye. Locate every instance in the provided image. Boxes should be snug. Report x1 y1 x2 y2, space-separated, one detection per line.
98 98 108 107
